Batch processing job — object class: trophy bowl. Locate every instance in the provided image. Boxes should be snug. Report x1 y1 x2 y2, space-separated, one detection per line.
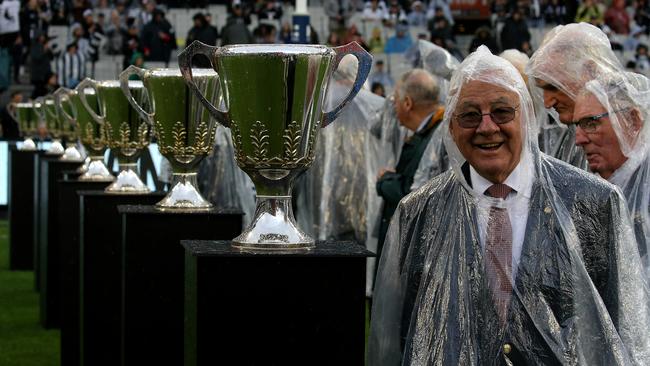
11 102 38 150
180 41 371 249
35 96 65 155
120 66 219 211
52 88 84 162
78 78 151 194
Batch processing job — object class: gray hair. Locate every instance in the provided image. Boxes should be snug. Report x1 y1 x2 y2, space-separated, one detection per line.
398 69 439 106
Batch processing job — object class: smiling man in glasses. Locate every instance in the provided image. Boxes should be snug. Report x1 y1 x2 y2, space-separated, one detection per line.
573 72 650 269
369 47 650 366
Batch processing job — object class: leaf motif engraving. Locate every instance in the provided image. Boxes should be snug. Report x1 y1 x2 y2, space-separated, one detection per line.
172 121 186 152
119 121 131 146
250 120 269 165
283 121 301 162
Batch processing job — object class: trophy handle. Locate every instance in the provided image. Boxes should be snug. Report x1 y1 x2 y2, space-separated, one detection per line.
120 65 154 124
33 97 45 121
54 87 76 124
321 42 373 128
77 78 104 124
43 94 59 120
178 40 230 128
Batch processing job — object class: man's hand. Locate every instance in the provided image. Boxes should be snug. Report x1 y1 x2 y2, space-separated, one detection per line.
377 167 395 181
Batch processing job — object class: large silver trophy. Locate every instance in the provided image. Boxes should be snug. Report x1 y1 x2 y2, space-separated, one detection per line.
180 41 371 249
34 96 65 155
10 102 38 150
119 67 220 210
78 78 151 194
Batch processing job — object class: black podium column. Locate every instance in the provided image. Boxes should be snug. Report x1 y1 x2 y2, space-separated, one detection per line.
38 157 82 329
181 240 373 366
58 180 112 366
119 206 243 366
78 191 164 366
8 148 39 270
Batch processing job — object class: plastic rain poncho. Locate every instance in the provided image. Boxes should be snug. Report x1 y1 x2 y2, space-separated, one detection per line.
368 46 650 366
197 124 256 225
580 71 650 276
410 40 459 191
527 23 624 169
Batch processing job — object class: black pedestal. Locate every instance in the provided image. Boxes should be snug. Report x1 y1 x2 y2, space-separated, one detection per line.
182 240 373 366
78 191 164 366
8 149 39 270
38 157 82 329
119 206 244 366
58 180 112 366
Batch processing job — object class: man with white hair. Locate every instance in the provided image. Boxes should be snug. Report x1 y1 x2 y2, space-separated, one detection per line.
369 46 650 365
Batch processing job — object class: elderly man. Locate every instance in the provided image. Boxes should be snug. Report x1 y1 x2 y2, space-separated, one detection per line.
369 46 650 365
573 72 650 272
375 68 444 261
527 22 623 168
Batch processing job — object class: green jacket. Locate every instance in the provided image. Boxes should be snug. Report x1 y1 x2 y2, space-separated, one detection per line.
376 111 443 257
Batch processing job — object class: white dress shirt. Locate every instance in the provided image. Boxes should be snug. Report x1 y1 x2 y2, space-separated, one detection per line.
469 152 534 281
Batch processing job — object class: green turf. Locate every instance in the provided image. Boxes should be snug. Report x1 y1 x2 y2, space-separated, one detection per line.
0 220 60 365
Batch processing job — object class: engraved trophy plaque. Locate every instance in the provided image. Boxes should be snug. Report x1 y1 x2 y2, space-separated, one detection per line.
180 41 371 249
78 78 151 193
119 66 220 210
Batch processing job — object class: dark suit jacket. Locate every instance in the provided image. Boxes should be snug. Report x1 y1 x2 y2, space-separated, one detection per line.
377 155 646 365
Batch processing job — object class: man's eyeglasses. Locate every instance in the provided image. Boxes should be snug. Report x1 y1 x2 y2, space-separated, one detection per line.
454 106 519 128
573 108 628 133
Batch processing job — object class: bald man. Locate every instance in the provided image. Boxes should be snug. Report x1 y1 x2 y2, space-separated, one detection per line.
375 68 444 263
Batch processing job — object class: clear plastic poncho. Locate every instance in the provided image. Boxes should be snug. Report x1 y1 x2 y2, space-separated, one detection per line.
581 71 650 276
368 46 650 366
409 40 459 190
197 124 256 225
527 23 624 169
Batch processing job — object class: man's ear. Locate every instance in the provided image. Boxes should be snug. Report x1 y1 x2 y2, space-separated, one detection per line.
630 108 643 133
404 95 413 111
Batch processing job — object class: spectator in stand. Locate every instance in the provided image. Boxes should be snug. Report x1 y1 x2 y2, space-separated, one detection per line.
44 71 60 96
257 0 283 22
227 0 253 25
106 11 127 55
130 0 156 31
95 0 113 26
50 0 68 25
575 0 603 24
71 0 91 23
635 0 650 35
324 0 355 33
141 8 177 66
21 0 49 50
368 27 385 53
605 0 630 34
362 0 388 22
429 11 454 43
122 19 141 69
57 41 87 88
369 59 394 89
426 0 453 25
543 0 566 26
635 43 650 75
0 91 23 139
372 82 386 97
11 34 23 84
279 22 291 43
81 9 105 63
469 26 499 54
385 23 412 53
254 22 278 43
343 24 369 50
187 13 218 66
204 13 220 40
384 1 407 28
30 30 53 98
326 32 342 46
500 9 531 51
221 3 254 46
408 1 427 27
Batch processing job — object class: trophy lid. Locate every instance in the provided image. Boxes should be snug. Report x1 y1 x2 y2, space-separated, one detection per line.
148 68 216 77
217 44 334 56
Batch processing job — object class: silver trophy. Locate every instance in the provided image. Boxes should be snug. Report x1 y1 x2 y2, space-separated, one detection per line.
52 88 84 162
34 96 65 155
180 41 371 250
78 78 151 194
9 102 38 150
119 67 220 211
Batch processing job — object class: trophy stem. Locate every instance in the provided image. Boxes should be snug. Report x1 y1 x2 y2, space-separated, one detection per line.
232 195 314 250
105 162 150 194
79 156 115 181
155 172 213 211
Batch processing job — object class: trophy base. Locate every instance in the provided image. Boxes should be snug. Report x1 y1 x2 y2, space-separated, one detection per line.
155 173 213 211
79 160 115 182
231 195 314 251
20 138 37 151
105 167 150 194
46 140 65 155
60 146 84 162
77 157 91 173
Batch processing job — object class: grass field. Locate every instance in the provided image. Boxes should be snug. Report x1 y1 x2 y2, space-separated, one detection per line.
0 220 60 365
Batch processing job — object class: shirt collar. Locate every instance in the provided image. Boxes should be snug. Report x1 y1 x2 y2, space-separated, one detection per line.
469 151 534 199
416 112 434 133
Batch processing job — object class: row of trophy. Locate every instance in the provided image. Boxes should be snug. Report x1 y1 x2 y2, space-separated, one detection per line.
11 41 372 250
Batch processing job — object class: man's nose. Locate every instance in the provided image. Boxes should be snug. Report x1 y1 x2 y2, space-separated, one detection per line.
543 92 557 109
575 126 590 146
476 113 500 135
